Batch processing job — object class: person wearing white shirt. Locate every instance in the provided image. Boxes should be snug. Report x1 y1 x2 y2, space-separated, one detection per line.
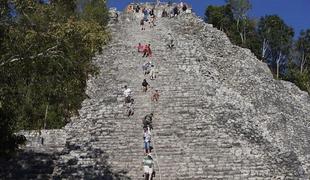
143 127 151 154
142 154 155 180
123 85 132 103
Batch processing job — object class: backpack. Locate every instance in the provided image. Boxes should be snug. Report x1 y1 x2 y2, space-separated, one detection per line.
142 81 148 87
145 115 152 122
142 63 148 71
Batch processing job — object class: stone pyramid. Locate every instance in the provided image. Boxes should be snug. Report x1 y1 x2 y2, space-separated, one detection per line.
1 3 309 180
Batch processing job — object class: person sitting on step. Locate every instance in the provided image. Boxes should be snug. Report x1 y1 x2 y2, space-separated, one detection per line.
142 79 150 92
162 9 168 17
151 90 160 102
173 6 179 17
127 5 133 13
123 85 132 103
135 5 140 13
182 3 188 12
143 127 152 154
142 153 156 180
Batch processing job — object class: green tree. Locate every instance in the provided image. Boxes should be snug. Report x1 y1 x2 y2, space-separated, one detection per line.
205 4 234 32
205 4 261 58
205 5 232 32
296 29 310 73
242 19 261 58
258 15 294 78
0 0 109 157
50 0 77 15
227 0 251 27
285 63 310 93
81 0 109 27
227 0 251 45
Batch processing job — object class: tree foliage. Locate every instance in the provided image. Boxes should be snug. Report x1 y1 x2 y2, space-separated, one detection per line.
205 3 260 57
227 0 251 26
0 0 109 157
205 5 234 32
285 29 310 93
285 65 310 92
258 15 294 78
81 0 109 27
205 2 310 95
258 15 294 59
296 29 310 73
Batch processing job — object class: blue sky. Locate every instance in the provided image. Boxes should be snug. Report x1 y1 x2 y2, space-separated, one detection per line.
107 0 310 38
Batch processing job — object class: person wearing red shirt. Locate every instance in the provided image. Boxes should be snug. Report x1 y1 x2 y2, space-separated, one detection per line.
137 43 144 53
143 44 152 57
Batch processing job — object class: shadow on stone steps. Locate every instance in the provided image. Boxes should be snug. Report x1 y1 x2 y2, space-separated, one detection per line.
0 149 132 180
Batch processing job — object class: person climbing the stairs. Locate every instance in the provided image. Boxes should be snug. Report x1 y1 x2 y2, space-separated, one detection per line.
143 61 152 75
167 32 174 49
127 5 133 13
151 89 160 102
149 7 155 17
142 153 156 180
149 15 156 28
137 43 145 53
143 8 148 22
149 8 156 28
142 44 152 57
143 127 152 154
140 19 146 31
143 113 153 129
149 64 157 80
125 98 134 117
123 85 132 103
142 79 150 92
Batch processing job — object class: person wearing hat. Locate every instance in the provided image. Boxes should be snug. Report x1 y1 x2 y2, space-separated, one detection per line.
142 153 155 180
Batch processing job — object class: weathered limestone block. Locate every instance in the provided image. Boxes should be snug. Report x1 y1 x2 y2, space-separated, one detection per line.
17 130 67 153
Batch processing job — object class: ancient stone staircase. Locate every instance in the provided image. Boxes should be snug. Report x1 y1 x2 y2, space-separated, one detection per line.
1 4 310 179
